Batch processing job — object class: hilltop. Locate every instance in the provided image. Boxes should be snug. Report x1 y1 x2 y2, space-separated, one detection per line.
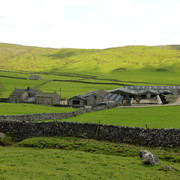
0 43 180 84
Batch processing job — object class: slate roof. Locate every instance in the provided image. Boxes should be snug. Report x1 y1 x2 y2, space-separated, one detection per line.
35 92 59 97
10 89 26 95
68 95 87 101
9 88 42 97
83 89 107 98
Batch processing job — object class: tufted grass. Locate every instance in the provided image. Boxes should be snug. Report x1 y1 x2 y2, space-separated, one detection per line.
0 136 180 179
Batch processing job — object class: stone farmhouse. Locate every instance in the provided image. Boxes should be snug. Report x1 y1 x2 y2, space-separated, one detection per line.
8 87 60 106
67 89 123 107
29 75 42 80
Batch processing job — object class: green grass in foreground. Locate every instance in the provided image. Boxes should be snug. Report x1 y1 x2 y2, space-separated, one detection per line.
0 103 75 115
59 106 180 129
0 136 179 180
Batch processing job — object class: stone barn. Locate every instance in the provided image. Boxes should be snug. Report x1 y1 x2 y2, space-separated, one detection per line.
29 75 42 80
67 90 107 107
67 90 123 107
35 92 60 106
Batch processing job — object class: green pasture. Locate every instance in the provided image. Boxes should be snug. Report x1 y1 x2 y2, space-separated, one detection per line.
0 43 180 85
61 106 180 129
0 136 180 180
0 71 122 98
36 80 120 99
0 103 75 115
0 77 43 98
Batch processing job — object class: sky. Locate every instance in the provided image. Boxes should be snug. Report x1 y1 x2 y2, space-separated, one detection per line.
0 0 179 49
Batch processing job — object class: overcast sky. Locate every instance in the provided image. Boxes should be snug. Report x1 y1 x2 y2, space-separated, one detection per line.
0 0 179 49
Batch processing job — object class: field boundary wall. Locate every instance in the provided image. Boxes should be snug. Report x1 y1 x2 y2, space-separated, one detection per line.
0 120 179 147
0 105 115 122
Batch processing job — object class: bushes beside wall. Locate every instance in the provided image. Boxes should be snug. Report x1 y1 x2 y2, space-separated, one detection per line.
0 120 179 147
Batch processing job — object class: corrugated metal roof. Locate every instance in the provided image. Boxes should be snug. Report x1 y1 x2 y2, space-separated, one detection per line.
104 93 123 102
124 86 180 90
108 86 179 95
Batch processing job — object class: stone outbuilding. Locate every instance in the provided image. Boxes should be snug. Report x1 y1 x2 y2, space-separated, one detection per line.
29 75 42 80
67 89 123 107
67 90 107 107
35 92 60 106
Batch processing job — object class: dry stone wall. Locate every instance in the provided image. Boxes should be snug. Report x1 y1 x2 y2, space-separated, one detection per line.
0 105 113 122
0 120 179 147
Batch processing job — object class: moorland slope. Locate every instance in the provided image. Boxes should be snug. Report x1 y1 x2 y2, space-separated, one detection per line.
0 43 180 84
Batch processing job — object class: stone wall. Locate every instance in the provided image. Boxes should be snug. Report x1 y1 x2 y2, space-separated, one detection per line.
0 105 115 122
0 120 179 147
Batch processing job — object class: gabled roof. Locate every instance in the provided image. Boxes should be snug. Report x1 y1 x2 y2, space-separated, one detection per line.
35 92 59 98
83 89 107 98
9 88 42 97
68 95 87 101
9 89 27 96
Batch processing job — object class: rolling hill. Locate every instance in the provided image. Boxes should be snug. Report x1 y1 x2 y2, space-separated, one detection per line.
0 43 180 84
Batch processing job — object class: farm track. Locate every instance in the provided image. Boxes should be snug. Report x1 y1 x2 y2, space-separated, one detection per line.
31 80 53 89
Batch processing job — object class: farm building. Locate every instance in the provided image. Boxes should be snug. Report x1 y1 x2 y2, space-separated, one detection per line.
8 88 42 103
29 75 42 80
67 89 123 107
108 86 180 97
35 92 60 106
8 88 60 105
108 86 180 105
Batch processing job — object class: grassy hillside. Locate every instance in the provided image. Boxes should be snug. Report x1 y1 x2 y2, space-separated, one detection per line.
0 43 180 84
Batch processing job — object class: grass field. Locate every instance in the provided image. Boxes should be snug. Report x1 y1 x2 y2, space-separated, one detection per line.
0 103 75 115
0 136 180 180
0 70 131 99
58 106 180 129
